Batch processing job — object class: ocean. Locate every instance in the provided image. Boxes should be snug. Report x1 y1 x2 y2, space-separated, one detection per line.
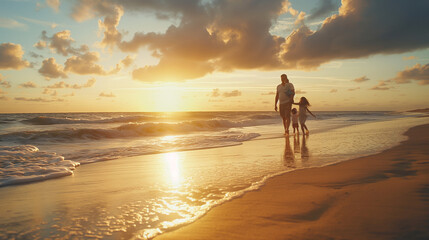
0 111 427 239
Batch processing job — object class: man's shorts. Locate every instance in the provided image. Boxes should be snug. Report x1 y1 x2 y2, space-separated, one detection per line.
279 102 292 119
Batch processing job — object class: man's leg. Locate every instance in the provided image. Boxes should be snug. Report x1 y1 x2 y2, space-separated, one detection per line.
282 117 287 132
284 103 292 132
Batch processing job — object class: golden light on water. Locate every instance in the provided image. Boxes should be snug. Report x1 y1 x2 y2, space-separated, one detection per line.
163 152 181 187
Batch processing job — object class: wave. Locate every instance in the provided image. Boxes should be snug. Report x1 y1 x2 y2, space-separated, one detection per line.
2 119 271 142
0 145 80 187
65 132 260 164
21 115 152 125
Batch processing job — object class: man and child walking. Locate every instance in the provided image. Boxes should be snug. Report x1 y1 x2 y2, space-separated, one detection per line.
275 74 316 136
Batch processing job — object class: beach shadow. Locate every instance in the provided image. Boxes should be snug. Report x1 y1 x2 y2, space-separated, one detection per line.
283 137 295 168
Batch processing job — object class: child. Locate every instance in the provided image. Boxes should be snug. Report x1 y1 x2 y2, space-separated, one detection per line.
293 97 316 135
291 108 299 135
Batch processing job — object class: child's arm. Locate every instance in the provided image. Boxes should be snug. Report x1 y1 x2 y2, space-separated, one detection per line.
307 108 316 118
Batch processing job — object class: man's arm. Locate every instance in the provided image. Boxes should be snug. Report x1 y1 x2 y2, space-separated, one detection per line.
274 92 279 111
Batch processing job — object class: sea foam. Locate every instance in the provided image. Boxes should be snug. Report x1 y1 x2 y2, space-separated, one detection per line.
0 145 80 187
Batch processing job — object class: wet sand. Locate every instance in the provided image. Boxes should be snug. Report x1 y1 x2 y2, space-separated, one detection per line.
157 124 429 240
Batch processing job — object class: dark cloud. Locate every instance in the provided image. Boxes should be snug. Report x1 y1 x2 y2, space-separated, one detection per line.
308 0 338 20
281 0 429 69
71 0 429 81
38 57 67 79
393 63 429 85
330 89 337 93
353 76 370 83
0 43 30 70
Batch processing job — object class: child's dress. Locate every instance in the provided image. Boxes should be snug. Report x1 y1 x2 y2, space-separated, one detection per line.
299 105 307 124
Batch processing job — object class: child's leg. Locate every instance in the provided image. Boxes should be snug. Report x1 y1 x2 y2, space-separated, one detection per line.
302 124 309 134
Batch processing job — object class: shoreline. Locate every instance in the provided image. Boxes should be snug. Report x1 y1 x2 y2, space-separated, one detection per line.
155 124 429 239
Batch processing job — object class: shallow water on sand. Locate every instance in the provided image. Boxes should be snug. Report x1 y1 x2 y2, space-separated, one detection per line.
0 114 428 239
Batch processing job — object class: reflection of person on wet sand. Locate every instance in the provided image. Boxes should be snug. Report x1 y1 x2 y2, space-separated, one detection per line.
293 134 300 154
283 137 295 168
301 134 310 163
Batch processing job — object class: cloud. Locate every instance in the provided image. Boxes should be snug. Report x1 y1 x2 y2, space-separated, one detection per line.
261 91 276 95
64 52 112 75
370 80 391 90
46 0 60 12
71 0 429 82
393 63 429 85
348 87 360 91
29 51 43 59
14 97 64 102
20 16 58 29
0 18 26 29
211 88 220 97
0 74 11 88
98 5 123 50
308 0 338 20
330 89 337 93
295 89 306 94
99 92 116 97
120 55 135 68
0 95 9 101
353 76 370 83
19 81 38 88
46 78 96 89
38 57 67 79
63 92 75 97
403 56 416 61
280 0 429 69
0 43 30 70
222 90 241 97
36 30 89 56
132 57 214 82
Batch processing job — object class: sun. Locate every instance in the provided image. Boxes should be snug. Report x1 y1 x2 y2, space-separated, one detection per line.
153 84 183 112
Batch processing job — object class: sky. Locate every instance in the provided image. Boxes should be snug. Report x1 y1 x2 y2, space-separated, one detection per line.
0 0 428 113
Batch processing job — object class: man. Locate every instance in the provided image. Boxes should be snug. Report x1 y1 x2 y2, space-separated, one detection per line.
275 74 295 135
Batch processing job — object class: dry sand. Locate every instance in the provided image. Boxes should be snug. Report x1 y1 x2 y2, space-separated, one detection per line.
156 124 429 240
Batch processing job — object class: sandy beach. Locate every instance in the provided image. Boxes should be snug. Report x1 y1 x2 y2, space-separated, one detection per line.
157 124 429 240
